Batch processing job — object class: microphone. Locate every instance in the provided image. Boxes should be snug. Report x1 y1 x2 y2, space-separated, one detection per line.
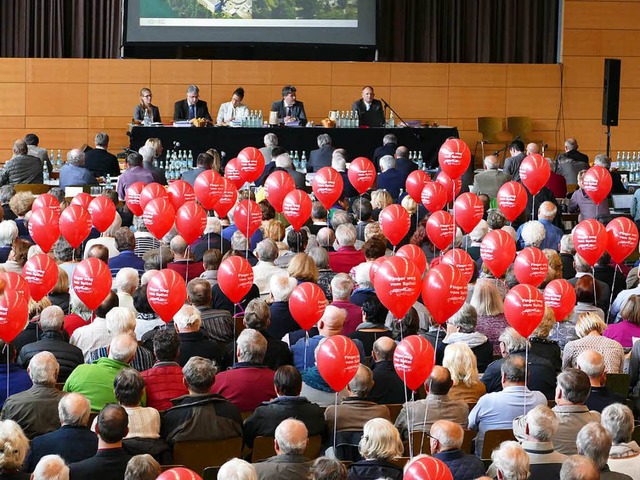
173 141 181 148
542 143 549 149
380 98 390 108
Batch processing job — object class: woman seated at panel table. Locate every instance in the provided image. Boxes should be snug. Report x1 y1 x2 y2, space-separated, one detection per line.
133 87 162 123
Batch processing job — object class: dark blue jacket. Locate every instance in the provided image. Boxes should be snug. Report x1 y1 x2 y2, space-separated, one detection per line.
377 168 405 200
268 301 299 340
0 363 31 409
23 425 98 472
433 449 486 480
109 250 145 277
347 459 403 480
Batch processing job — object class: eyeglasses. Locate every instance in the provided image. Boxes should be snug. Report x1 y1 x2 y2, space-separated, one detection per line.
424 432 441 443
142 94 152 98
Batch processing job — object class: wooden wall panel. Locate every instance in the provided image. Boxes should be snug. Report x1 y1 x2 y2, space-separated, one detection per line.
88 84 141 117
0 84 26 116
331 62 391 86
560 88 602 119
448 64 507 87
390 64 449 87
88 59 151 84
563 30 640 57
212 60 272 85
506 65 561 87
25 84 88 117
150 60 212 85
270 62 332 86
389 87 449 119
0 59 25 82
564 1 640 30
448 87 506 118
25 59 88 83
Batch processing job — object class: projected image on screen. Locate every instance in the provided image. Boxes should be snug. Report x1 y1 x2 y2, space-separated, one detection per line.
140 0 358 25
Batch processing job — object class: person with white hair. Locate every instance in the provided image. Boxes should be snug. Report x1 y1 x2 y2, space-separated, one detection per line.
559 234 576 279
308 133 335 172
472 155 512 199
139 144 167 186
0 420 30 474
192 216 231 262
270 147 305 189
132 216 161 259
23 393 97 473
328 223 365 274
113 267 139 313
576 422 632 480
172 304 224 366
59 149 98 189
252 418 312 480
69 291 119 360
344 418 403 480
212 328 275 411
64 334 139 411
330 273 362 335
519 220 546 248
218 458 257 480
376 154 404 199
167 234 205 282
491 441 530 480
0 220 18 262
429 420 486 480
601 404 640 479
1 351 64 439
253 239 282 298
466 219 489 261
124 454 161 480
260 132 278 164
17 305 83 381
267 272 300 340
576 350 625 412
32 454 69 480
83 211 123 259
560 455 600 480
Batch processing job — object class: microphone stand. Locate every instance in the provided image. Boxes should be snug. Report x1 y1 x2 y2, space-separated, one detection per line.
380 98 422 142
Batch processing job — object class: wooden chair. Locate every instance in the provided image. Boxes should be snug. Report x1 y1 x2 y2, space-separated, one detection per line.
506 116 534 143
172 437 242 475
202 467 219 480
386 404 403 423
14 184 51 194
251 434 322 463
606 373 631 399
475 117 510 163
481 429 516 462
407 431 431 455
462 428 476 455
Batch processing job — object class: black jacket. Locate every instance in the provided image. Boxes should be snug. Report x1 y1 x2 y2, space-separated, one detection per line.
268 301 300 340
17 331 83 382
68 448 132 480
367 360 413 405
192 233 231 261
222 330 292 371
243 396 326 448
432 449 486 480
212 283 260 315
23 425 98 472
0 154 43 186
308 145 335 173
270 100 307 126
347 459 403 480
481 350 557 399
84 148 121 178
177 330 225 367
173 99 212 121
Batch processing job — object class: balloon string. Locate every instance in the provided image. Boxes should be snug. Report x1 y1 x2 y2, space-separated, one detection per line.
591 266 597 309
233 303 237 365
419 326 440 455
4 344 9 404
524 341 529 417
332 391 338 457
303 330 309 371
398 320 413 458
451 183 456 250
607 265 618 324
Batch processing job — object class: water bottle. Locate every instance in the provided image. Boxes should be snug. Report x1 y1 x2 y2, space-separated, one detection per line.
258 110 263 126
388 112 395 128
50 150 55 163
56 149 62 169
187 150 193 168
43 163 49 182
301 152 308 174
106 174 112 189
143 109 151 126
354 110 359 128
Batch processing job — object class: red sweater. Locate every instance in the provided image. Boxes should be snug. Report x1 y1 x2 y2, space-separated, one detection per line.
140 362 189 411
210 364 275 412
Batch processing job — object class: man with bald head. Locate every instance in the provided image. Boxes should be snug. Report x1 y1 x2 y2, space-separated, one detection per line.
253 418 312 480
367 337 412 404
472 155 511 199
395 145 418 179
59 149 98 189
290 305 365 371
516 201 563 251
167 235 205 282
526 143 541 155
0 139 45 185
24 393 98 472
395 366 469 440
577 350 624 412
430 420 485 480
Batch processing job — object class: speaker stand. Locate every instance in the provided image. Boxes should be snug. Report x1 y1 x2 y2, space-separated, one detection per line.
606 125 612 158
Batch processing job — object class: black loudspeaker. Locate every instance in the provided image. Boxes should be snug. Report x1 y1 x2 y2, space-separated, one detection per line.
602 58 621 126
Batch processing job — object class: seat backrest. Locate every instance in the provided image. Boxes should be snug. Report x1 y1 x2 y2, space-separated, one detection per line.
14 184 51 195
462 428 476 455
477 117 505 142
606 373 631 398
386 404 403 423
172 437 242 475
408 431 431 455
202 467 219 480
506 116 533 139
334 430 364 462
481 429 516 460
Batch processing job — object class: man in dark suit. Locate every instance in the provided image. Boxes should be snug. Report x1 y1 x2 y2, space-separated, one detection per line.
271 85 307 126
372 133 397 171
352 86 385 127
83 132 121 178
173 85 212 122
377 155 405 200
308 133 335 172
503 139 526 182
394 146 418 179
272 147 305 190
563 137 590 165
69 404 132 480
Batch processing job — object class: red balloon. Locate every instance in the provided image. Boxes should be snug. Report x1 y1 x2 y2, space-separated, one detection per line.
0 290 28 343
404 456 454 480
28 207 60 253
167 180 196 210
436 171 462 202
514 247 549 288
347 157 376 195
282 189 313 232
175 201 207 245
218 256 254 304
573 219 607 266
497 181 528 222
72 258 113 311
312 167 344 210
139 183 168 211
393 335 436 391
423 264 468 325
88 196 116 233
0 272 29 300
70 192 93 211
583 166 613 205
519 154 550 196
237 146 266 184
438 138 471 179
32 193 61 215
125 182 146 216
264 170 296 212
504 284 545 337
234 200 262 238
379 204 411 246
442 248 475 283
143 197 176 240
194 170 224 211
606 217 639 264
59 205 92 249
213 178 238 218
544 279 577 322
373 257 422 319
157 468 202 480
23 254 58 301
225 157 245 190
397 244 427 274
454 192 484 233
289 282 327 330
480 229 516 278
426 210 456 251
406 170 431 203
368 256 388 285
147 269 187 322
316 335 361 391
421 182 447 213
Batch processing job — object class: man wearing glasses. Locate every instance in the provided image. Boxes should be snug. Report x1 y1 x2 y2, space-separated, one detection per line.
173 85 212 122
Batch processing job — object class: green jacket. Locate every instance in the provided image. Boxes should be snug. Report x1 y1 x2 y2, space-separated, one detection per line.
64 358 145 411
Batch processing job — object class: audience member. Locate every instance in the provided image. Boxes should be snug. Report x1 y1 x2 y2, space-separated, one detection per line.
123 454 161 480
576 350 624 412
187 278 234 343
173 304 224 367
0 420 30 479
491 441 530 480
442 342 487 403
601 404 640 479
430 420 485 480
560 455 600 480
576 422 633 480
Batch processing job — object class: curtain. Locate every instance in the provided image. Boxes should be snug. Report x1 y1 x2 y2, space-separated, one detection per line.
377 0 559 63
0 0 122 58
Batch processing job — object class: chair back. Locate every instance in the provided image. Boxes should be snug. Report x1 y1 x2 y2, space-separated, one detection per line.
481 429 516 461
334 430 363 462
386 404 403 423
172 437 242 475
14 184 51 194
506 116 533 141
606 373 631 398
477 117 506 143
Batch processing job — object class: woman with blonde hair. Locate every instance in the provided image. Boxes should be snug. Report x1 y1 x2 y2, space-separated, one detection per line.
262 219 287 252
347 418 403 480
0 420 30 479
442 342 486 403
470 278 509 355
287 253 319 283
562 312 625 373
541 249 563 287
133 87 161 123
529 307 561 372
371 189 393 221
205 148 222 173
